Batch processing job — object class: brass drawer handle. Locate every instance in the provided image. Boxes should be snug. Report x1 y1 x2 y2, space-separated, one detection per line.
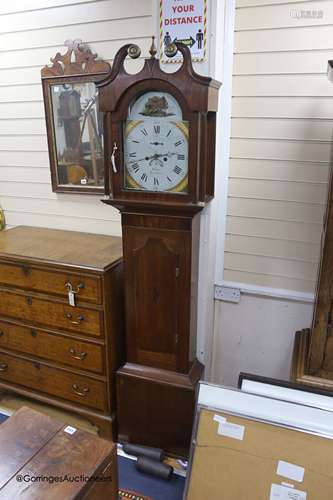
0 363 8 372
31 329 37 338
65 313 84 325
72 384 90 397
69 348 87 361
27 297 33 306
0 331 4 338
65 282 85 294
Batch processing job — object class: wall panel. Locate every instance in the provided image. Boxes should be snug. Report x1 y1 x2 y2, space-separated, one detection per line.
232 97 333 119
0 0 152 33
225 234 320 262
235 2 331 30
0 119 46 135
233 75 333 97
234 51 329 75
226 216 322 243
0 0 92 15
227 197 325 223
231 119 333 142
235 25 333 53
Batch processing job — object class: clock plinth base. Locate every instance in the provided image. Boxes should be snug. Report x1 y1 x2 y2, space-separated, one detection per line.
116 360 204 458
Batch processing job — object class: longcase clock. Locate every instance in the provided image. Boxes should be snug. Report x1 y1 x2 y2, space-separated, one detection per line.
97 39 220 456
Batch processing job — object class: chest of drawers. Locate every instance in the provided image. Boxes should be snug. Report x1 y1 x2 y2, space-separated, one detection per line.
0 226 124 439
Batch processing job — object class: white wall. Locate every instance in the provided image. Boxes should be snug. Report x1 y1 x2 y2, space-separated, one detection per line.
0 0 153 235
223 0 332 293
213 295 314 386
212 0 333 386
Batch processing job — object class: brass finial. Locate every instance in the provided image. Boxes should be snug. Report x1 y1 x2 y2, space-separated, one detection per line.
128 44 141 59
165 42 178 59
149 36 157 58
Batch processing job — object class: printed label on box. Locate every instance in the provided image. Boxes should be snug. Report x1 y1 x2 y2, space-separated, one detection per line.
213 414 226 425
217 421 245 441
277 461 305 483
270 484 306 500
64 425 77 435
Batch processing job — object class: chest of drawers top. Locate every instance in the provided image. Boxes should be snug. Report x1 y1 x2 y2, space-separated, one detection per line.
0 226 122 272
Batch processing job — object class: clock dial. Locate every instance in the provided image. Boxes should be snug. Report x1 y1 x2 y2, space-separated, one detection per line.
123 92 189 193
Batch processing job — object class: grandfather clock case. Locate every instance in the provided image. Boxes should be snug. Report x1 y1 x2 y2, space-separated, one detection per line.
98 41 220 456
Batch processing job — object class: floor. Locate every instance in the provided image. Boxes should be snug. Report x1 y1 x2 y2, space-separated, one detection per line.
119 456 185 500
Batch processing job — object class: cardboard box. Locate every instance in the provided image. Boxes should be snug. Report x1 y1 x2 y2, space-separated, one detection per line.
186 385 333 499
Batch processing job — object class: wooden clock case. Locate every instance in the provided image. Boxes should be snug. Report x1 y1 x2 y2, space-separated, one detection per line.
97 42 220 456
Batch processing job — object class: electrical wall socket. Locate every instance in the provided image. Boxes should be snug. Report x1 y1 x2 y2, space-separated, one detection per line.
215 285 241 303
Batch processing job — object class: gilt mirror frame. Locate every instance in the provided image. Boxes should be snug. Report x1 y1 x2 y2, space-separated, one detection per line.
41 40 110 194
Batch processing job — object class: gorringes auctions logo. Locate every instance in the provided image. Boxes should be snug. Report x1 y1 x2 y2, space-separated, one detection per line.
16 474 112 484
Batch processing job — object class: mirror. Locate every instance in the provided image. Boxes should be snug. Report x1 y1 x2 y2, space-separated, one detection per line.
50 81 103 189
41 40 110 193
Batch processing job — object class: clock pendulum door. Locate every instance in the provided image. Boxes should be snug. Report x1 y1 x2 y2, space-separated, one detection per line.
97 39 220 457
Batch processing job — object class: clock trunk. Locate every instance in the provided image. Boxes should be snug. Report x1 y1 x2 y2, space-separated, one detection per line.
122 211 200 373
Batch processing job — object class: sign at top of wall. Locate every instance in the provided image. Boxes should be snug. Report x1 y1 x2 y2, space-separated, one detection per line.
160 0 207 63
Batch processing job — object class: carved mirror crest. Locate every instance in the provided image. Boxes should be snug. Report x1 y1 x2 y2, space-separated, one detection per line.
41 40 110 193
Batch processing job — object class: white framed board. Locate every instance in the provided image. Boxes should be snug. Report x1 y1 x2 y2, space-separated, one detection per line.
185 382 333 499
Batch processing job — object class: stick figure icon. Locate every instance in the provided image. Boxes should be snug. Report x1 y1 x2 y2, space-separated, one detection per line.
196 29 204 49
164 31 172 47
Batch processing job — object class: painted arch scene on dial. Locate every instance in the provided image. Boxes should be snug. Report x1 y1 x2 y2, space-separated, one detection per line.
123 91 189 193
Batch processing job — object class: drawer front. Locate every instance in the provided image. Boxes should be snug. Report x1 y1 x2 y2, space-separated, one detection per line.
0 351 107 411
0 261 101 304
0 321 104 374
0 290 102 337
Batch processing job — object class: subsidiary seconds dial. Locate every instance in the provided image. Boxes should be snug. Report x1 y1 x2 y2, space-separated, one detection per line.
124 119 188 193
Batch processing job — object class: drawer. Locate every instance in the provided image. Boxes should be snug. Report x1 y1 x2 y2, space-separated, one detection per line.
0 351 108 412
0 321 104 374
0 261 101 304
0 290 102 337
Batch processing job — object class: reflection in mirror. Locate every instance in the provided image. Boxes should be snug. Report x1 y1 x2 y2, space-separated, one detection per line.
41 40 110 193
50 81 104 188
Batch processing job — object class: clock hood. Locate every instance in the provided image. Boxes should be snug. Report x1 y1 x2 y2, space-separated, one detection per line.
97 40 221 114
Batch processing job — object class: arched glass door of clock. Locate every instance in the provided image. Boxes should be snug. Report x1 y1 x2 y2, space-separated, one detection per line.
123 91 189 195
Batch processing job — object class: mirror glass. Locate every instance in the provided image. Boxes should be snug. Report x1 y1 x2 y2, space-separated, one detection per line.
50 81 104 189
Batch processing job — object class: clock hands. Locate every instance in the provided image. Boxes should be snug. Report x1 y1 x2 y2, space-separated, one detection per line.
128 154 157 164
128 152 179 165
